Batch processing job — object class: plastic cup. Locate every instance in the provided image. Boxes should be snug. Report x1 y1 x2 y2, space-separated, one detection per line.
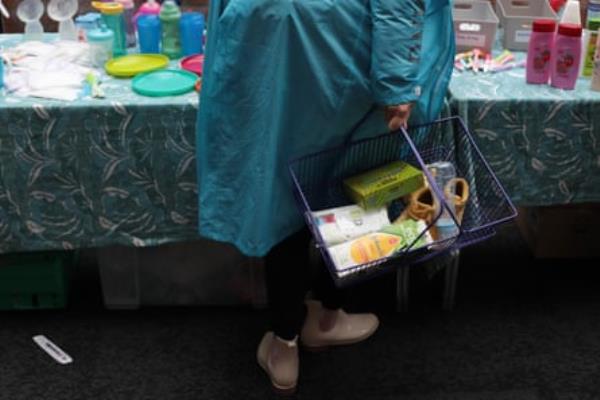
88 25 114 67
159 0 181 59
180 12 205 56
137 15 161 54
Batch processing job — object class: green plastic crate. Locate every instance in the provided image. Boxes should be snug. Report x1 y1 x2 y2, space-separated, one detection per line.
0 252 70 310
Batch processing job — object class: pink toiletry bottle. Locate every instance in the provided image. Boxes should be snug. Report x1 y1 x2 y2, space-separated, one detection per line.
527 19 557 84
551 23 583 90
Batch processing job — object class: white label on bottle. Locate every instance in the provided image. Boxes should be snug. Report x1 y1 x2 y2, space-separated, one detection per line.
515 30 532 44
456 33 485 47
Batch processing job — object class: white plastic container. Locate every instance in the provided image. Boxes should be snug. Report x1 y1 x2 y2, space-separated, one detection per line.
96 241 267 309
496 0 559 50
97 246 140 309
453 0 500 53
561 0 582 24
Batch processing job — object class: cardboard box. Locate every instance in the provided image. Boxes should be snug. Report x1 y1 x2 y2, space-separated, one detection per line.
516 204 600 258
344 161 424 210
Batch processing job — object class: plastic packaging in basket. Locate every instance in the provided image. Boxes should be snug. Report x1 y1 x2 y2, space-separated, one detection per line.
289 116 517 287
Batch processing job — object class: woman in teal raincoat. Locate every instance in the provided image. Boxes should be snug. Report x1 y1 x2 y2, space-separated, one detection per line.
197 0 455 393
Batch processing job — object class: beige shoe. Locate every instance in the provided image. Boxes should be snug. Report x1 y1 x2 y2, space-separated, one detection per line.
256 332 299 395
300 300 379 351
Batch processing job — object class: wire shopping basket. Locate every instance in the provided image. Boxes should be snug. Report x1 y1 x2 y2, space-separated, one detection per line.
289 116 517 287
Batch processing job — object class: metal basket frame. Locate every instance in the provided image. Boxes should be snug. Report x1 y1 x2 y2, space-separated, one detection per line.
289 116 517 287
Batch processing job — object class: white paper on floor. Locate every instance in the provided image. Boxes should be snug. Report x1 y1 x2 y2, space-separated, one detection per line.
32 335 73 365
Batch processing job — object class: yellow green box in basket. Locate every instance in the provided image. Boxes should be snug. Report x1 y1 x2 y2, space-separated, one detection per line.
344 161 424 209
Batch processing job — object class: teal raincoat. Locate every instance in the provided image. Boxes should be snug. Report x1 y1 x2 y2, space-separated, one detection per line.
197 0 455 257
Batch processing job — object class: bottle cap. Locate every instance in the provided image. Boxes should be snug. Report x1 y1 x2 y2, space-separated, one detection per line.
549 0 567 12
92 1 124 15
139 0 160 14
588 19 600 31
160 0 181 18
558 23 583 37
532 19 557 33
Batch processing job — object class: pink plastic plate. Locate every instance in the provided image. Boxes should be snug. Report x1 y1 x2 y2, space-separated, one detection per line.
180 54 204 76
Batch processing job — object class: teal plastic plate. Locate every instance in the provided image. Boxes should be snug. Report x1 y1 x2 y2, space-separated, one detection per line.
132 69 198 97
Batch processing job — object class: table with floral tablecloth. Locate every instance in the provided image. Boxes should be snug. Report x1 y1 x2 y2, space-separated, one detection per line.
0 35 200 253
449 61 600 206
5 31 600 256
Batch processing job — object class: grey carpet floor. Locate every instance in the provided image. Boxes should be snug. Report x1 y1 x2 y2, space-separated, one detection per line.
1 224 600 400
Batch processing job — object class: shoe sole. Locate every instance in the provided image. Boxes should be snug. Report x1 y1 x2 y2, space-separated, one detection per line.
302 318 380 352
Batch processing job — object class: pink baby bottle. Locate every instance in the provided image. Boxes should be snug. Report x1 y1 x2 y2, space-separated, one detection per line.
527 19 557 84
133 0 161 29
551 23 583 90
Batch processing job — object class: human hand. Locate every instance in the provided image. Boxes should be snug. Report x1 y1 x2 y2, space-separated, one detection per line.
385 104 412 131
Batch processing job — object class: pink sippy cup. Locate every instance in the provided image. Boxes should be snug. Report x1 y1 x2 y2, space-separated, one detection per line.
133 0 160 29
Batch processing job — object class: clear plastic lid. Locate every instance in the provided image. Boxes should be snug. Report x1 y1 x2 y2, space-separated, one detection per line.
91 1 124 15
87 25 114 42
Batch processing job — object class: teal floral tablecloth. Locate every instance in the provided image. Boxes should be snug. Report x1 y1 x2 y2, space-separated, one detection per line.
0 35 200 253
3 31 600 254
449 59 600 206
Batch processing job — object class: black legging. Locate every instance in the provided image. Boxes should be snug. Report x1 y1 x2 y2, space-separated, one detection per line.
265 228 346 341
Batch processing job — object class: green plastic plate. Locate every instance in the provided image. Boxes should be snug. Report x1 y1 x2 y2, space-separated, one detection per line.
132 69 198 97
